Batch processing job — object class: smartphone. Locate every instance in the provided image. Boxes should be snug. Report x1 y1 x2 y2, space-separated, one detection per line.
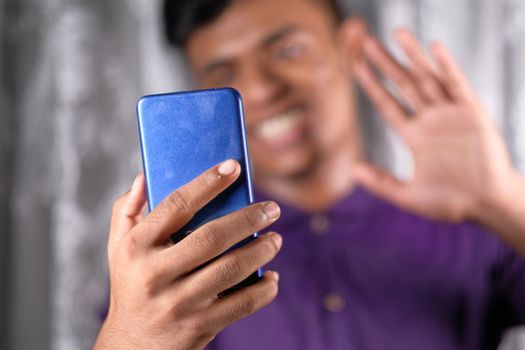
137 87 262 292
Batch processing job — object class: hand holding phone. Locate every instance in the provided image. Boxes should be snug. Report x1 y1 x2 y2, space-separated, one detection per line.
95 163 282 350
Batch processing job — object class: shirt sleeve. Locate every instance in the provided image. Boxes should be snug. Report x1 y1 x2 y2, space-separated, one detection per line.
492 240 525 324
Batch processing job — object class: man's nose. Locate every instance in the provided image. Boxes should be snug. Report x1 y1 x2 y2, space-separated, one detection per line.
237 64 282 108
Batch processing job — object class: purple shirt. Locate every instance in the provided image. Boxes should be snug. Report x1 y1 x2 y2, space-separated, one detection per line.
208 186 525 350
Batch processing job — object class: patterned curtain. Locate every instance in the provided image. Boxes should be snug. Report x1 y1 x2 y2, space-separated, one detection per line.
2 0 524 349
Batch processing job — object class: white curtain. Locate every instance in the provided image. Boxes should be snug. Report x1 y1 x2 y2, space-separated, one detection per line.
3 0 525 349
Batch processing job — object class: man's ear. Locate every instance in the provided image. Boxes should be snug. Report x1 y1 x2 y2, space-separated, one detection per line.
337 17 369 73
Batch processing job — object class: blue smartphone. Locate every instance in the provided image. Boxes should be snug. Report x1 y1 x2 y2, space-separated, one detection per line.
136 87 262 292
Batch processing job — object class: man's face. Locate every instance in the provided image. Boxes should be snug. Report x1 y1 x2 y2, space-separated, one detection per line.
186 0 357 180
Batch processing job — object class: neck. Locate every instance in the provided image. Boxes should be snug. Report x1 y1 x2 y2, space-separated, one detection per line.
255 123 364 212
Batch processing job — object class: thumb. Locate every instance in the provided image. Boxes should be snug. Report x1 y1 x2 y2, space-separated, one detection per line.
109 174 147 248
354 162 410 208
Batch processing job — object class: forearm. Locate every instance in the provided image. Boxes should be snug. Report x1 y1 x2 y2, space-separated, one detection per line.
474 172 525 258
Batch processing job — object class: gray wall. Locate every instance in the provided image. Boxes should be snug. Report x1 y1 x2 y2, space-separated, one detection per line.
3 1 53 349
0 0 11 347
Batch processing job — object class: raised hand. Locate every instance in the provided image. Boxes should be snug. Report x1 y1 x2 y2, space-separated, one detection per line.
353 29 518 224
94 160 282 350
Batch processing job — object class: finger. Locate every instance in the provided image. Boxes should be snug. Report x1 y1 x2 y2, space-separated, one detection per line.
206 270 279 333
124 174 147 217
157 202 281 278
182 232 282 299
132 159 241 247
430 41 477 103
355 62 408 131
395 29 447 103
110 174 147 245
363 37 425 109
354 162 411 208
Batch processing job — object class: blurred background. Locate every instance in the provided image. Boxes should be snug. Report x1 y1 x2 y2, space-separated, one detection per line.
1 0 525 349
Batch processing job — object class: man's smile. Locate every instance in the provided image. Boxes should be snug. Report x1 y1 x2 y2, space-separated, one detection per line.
252 107 307 149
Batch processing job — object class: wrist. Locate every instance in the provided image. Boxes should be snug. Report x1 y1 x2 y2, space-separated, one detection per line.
469 170 525 258
471 170 524 226
94 316 138 350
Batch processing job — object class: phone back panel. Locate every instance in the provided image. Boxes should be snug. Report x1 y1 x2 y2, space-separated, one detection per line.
137 88 256 243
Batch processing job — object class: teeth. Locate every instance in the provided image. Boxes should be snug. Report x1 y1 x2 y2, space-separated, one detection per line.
256 110 301 140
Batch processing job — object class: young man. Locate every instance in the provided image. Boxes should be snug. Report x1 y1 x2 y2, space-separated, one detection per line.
95 0 525 349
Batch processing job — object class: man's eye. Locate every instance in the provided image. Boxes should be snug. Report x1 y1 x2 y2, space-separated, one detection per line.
273 42 304 61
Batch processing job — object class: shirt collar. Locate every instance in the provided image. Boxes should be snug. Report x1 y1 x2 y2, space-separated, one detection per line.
253 185 383 224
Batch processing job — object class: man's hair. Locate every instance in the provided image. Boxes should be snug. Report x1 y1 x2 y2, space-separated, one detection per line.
163 0 344 48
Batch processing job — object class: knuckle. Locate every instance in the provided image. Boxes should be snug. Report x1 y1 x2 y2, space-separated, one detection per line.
166 189 194 215
187 317 217 344
139 269 158 297
262 235 280 256
217 256 244 284
166 304 182 322
237 292 257 316
195 224 222 249
196 171 216 192
244 208 263 228
144 210 163 225
122 234 141 258
187 317 205 334
167 296 188 321
254 278 279 307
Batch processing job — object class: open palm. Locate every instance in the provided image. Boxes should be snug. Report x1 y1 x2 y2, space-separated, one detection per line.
354 30 515 223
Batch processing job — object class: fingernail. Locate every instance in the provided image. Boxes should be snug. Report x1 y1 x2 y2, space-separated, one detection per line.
218 159 237 176
269 232 283 249
430 41 441 51
395 29 410 41
263 201 281 220
272 271 280 283
395 27 406 35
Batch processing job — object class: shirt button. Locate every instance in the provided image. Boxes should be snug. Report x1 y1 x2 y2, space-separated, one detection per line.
323 292 346 313
310 213 330 235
